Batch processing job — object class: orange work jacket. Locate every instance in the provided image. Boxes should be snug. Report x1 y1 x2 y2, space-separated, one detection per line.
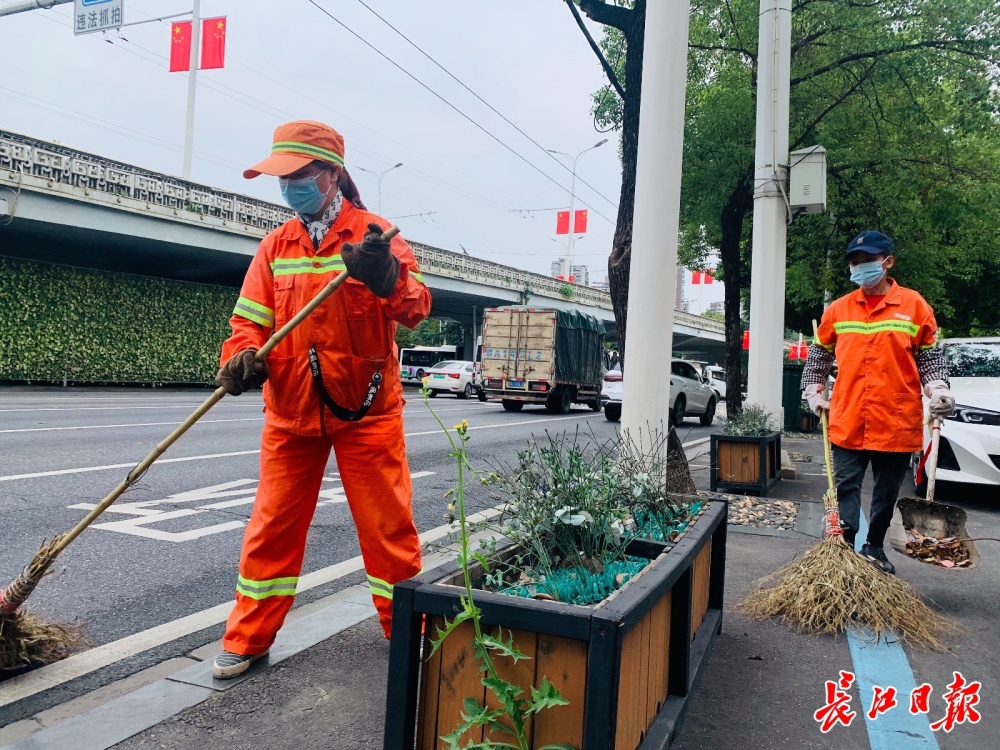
220 200 431 436
815 279 939 453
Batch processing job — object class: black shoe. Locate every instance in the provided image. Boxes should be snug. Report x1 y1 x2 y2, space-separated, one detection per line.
860 544 895 575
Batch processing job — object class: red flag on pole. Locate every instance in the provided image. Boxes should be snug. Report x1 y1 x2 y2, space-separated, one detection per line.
201 17 227 70
704 270 714 284
169 21 192 72
556 211 570 235
573 209 588 234
691 271 702 284
743 330 750 350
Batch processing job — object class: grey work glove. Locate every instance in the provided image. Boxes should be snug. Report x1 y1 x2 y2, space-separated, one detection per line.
216 349 268 396
341 222 401 298
803 384 830 416
924 380 956 418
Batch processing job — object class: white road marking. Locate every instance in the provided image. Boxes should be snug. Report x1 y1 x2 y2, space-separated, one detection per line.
0 505 504 708
0 450 263 482
65 473 437 542
0 403 258 413
0 414 606 481
0 417 265 434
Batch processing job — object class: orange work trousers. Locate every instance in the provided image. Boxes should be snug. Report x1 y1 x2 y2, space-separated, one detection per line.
222 416 421 655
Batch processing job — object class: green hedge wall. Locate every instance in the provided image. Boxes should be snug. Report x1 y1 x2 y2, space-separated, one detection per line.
0 256 237 385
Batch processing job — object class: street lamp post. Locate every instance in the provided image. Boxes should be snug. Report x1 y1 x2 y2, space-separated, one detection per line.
548 140 608 281
356 163 403 216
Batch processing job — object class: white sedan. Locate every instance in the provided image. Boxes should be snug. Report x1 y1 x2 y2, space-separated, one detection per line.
913 338 1000 492
422 360 478 399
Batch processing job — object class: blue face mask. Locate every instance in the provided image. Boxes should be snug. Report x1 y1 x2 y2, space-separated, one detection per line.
849 260 886 289
279 174 328 215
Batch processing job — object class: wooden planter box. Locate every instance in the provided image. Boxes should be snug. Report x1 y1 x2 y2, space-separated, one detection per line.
383 499 728 750
709 432 781 496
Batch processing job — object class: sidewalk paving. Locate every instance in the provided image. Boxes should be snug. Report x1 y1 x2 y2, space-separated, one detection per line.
2 436 997 749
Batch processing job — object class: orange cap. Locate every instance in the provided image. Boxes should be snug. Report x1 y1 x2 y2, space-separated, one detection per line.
243 120 345 179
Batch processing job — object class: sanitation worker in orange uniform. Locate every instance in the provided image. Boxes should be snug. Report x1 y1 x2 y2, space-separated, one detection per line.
801 231 954 576
211 121 430 679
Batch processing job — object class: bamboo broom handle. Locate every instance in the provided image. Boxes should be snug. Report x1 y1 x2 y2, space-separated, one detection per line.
812 320 836 495
51 225 400 555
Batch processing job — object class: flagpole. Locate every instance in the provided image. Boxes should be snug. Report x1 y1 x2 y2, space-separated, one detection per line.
182 0 201 180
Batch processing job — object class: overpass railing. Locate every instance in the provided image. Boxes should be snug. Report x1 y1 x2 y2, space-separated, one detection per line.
0 130 724 332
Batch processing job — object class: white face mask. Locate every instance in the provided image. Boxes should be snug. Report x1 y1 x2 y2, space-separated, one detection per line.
849 259 887 289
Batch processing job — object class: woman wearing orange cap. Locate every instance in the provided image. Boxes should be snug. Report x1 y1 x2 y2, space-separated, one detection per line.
212 120 430 679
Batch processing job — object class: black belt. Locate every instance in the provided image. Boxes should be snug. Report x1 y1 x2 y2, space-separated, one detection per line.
308 346 383 422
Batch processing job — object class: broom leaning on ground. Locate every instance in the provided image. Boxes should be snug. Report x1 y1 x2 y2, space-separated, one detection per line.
739 404 951 650
0 228 399 672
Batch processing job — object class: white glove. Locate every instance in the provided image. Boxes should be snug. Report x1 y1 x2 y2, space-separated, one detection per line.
803 384 830 416
924 380 956 418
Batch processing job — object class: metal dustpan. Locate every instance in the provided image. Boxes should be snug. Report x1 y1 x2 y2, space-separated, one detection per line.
889 418 978 568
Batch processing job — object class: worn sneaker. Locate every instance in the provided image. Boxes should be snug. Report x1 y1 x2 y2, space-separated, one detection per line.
860 544 895 575
212 650 267 680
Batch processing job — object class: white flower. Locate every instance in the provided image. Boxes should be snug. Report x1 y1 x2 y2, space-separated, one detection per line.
611 518 625 535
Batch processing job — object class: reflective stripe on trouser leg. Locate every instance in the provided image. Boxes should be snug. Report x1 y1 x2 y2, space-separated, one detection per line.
223 423 332 655
333 414 422 639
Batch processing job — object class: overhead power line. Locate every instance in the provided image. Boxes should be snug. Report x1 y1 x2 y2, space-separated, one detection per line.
305 0 614 226
352 0 619 211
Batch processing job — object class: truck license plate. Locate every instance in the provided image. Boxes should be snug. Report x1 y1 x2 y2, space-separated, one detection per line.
507 379 524 389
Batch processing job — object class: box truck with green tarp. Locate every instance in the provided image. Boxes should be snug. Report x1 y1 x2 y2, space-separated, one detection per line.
479 306 605 414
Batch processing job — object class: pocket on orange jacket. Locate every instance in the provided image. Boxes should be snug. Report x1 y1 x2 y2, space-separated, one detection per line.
342 278 382 321
315 347 401 417
262 356 302 423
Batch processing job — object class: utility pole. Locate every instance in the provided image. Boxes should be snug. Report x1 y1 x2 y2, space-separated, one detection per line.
620 0 692 445
548 140 607 281
745 0 792 419
182 0 201 180
357 163 402 215
0 0 72 18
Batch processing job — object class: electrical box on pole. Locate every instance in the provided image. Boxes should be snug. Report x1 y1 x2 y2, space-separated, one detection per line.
789 145 827 215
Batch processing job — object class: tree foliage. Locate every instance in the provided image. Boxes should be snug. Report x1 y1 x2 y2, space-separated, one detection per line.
580 0 999 411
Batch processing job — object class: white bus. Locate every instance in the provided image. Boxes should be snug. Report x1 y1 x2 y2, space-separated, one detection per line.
399 345 458 381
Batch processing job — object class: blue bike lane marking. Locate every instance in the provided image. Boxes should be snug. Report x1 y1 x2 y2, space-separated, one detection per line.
847 512 940 749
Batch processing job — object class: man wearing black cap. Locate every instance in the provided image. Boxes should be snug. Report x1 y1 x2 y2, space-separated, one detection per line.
800 231 955 574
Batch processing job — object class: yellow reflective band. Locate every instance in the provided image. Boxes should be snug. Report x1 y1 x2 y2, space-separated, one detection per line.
236 574 298 599
812 334 835 352
270 256 346 277
833 320 920 337
918 344 938 352
367 574 393 601
271 141 345 167
410 271 425 284
233 296 275 328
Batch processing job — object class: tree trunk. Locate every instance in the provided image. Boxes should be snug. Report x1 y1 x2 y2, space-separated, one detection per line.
719 170 754 417
607 0 645 374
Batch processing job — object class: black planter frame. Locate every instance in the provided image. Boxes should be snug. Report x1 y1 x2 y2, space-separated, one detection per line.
383 500 728 750
709 432 782 496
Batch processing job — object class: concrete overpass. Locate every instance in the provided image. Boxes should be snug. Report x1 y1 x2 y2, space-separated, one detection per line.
0 129 725 358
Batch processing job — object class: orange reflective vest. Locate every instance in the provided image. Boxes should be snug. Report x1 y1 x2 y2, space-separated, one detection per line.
815 279 939 453
221 201 431 435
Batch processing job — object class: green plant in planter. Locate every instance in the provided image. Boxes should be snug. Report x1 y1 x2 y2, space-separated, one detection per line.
723 402 777 436
421 391 575 750
558 283 575 300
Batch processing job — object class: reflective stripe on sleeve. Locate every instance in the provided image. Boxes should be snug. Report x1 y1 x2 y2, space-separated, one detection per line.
233 297 275 328
236 574 298 600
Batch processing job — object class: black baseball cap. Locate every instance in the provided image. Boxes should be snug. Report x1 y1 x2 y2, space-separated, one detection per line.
846 231 894 258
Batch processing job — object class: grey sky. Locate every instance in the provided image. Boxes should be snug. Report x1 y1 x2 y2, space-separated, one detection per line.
0 0 623 281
